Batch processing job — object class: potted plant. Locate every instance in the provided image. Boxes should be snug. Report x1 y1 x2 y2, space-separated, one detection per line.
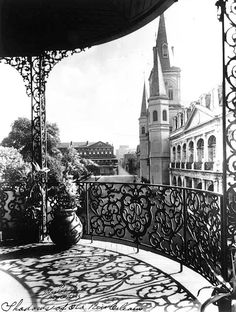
16 160 83 247
47 171 83 249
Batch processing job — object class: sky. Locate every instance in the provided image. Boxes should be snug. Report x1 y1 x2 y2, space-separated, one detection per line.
0 0 222 151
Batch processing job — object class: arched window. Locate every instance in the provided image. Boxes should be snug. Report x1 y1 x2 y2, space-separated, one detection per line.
172 146 176 162
162 43 168 58
197 138 204 162
141 126 145 134
208 135 216 161
178 176 182 187
162 109 167 121
168 86 173 100
153 110 158 122
182 143 186 161
196 182 202 190
175 117 178 129
177 145 181 162
208 183 214 192
186 178 192 188
188 141 194 162
180 113 184 127
172 176 176 186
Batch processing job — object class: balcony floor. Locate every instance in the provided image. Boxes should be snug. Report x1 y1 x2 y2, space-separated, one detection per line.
0 239 217 312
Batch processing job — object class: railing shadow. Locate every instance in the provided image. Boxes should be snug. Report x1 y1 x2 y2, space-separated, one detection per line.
0 243 201 311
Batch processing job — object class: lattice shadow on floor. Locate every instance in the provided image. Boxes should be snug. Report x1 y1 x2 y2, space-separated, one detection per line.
0 243 200 312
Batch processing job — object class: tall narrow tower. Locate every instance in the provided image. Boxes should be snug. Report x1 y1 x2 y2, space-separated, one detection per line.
156 14 181 125
138 14 181 184
156 14 170 72
148 45 170 184
139 83 149 181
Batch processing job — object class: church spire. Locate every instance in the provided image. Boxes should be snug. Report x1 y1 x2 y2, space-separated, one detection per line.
140 82 147 117
156 14 170 71
150 47 167 98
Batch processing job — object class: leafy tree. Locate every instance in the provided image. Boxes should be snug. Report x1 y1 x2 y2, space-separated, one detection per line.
61 146 98 182
46 154 64 188
0 146 30 184
0 118 98 186
1 117 61 161
1 118 32 161
45 122 61 157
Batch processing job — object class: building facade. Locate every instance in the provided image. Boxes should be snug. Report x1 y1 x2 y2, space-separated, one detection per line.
58 141 118 176
139 14 181 184
169 86 223 193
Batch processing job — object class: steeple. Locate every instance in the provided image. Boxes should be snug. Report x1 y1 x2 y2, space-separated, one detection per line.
156 14 170 71
140 82 147 117
149 47 167 98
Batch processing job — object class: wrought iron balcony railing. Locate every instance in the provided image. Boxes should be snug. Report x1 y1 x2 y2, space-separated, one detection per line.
76 182 226 286
0 181 229 288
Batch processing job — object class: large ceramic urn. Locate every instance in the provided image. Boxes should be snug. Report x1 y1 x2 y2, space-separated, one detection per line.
48 208 83 249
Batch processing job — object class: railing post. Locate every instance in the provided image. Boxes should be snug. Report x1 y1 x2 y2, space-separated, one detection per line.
220 195 228 281
217 0 230 284
30 55 48 241
182 187 187 272
86 183 93 243
219 0 228 283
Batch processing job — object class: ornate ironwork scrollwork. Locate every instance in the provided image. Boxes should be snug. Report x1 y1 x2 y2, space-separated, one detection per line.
88 183 127 239
220 0 236 239
77 182 223 285
148 186 184 261
120 184 152 245
0 182 27 240
86 183 155 245
215 0 236 281
185 189 222 283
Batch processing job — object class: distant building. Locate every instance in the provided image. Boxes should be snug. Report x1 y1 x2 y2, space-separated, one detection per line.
58 141 118 176
116 145 130 160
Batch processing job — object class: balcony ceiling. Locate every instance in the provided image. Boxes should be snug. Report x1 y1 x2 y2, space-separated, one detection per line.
0 0 176 57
